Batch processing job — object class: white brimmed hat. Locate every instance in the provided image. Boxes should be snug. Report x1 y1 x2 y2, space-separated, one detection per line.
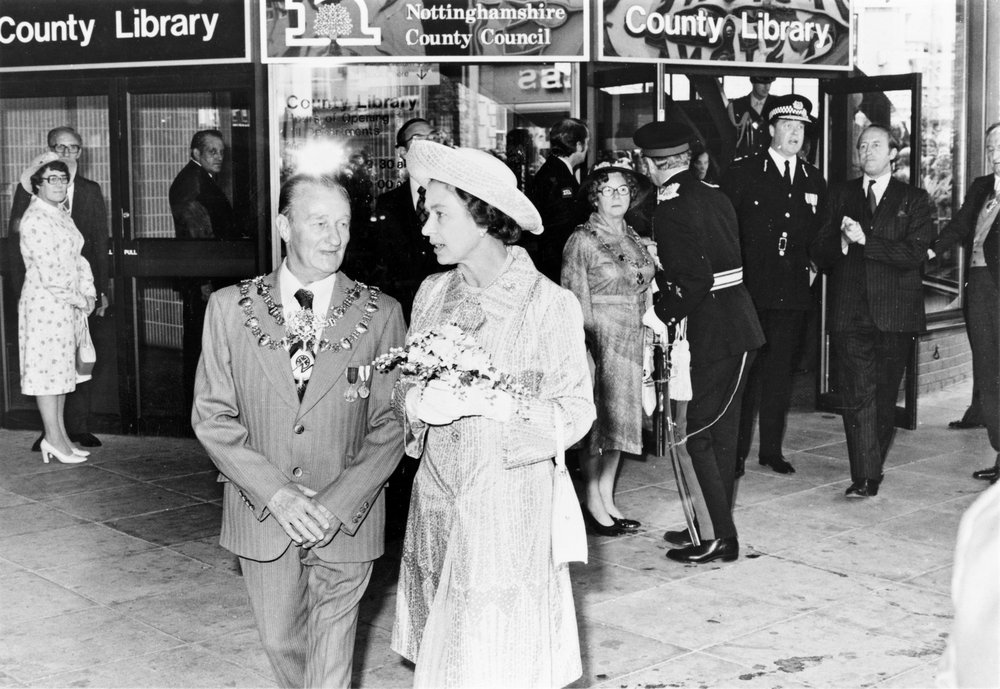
405 140 543 234
20 151 77 193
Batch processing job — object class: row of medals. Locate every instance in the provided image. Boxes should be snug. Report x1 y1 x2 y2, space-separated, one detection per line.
345 365 371 402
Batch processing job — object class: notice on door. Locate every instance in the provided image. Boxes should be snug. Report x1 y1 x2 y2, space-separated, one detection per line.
0 0 248 72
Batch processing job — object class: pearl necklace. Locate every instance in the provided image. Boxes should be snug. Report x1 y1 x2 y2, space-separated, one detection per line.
238 276 380 352
587 222 653 285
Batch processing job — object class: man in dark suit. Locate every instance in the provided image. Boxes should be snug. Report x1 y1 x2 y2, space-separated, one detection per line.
723 95 827 476
811 124 934 498
929 122 1000 484
646 122 765 564
193 174 405 687
357 117 440 320
728 76 776 161
169 130 238 412
9 127 109 449
526 117 590 281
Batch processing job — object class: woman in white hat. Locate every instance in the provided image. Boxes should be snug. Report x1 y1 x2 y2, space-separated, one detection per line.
562 164 655 537
17 152 96 464
390 140 596 688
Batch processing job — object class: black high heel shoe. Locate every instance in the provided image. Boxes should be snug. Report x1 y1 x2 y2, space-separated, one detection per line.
582 507 626 537
613 517 641 531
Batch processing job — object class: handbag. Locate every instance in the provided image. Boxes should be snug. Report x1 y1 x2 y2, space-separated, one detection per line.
76 314 96 379
551 407 588 566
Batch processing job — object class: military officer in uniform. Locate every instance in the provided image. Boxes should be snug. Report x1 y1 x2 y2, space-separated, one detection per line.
642 122 764 564
728 76 776 161
722 94 828 477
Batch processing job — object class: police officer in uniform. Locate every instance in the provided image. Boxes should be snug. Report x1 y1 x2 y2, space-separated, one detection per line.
722 95 827 477
729 76 776 161
640 122 764 564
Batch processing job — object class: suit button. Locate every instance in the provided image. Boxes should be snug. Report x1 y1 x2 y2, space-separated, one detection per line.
293 424 305 434
784 212 791 218
292 467 303 478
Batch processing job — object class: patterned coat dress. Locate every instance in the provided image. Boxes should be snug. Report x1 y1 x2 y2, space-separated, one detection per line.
391 247 596 688
18 197 95 396
561 215 656 454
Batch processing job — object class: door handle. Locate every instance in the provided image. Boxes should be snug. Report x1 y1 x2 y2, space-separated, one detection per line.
121 211 130 219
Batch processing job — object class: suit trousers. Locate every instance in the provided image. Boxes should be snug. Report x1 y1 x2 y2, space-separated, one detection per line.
831 322 914 482
965 268 999 452
737 309 806 460
240 546 373 689
687 350 755 540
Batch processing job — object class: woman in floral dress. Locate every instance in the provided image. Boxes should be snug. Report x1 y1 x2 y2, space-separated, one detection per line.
390 140 596 688
562 165 656 536
18 152 96 464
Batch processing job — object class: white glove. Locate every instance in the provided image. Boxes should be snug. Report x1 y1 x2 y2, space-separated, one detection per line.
642 305 669 340
413 380 464 426
464 387 514 422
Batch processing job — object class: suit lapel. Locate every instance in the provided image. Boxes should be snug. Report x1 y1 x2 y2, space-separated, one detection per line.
297 275 364 415
243 269 300 409
873 178 904 227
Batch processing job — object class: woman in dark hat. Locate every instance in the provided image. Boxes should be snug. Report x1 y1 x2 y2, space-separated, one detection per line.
562 163 655 536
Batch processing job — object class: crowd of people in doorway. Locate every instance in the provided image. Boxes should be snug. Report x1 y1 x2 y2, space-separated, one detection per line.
9 87 999 687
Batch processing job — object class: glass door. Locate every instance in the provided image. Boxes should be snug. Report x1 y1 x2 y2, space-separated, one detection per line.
818 73 924 429
0 66 264 437
120 69 260 435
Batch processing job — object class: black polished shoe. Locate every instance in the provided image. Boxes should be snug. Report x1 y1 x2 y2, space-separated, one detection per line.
662 529 694 547
845 479 879 498
31 434 44 452
666 537 739 564
582 507 626 537
735 456 746 479
972 465 1000 481
948 419 985 429
69 432 102 448
613 517 641 531
759 455 796 474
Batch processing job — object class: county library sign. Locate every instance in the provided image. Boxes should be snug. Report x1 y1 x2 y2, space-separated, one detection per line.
601 0 852 70
0 0 248 71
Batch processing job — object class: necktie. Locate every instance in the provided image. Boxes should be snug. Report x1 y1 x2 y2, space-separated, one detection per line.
416 186 429 226
867 179 878 218
783 159 791 184
290 288 314 400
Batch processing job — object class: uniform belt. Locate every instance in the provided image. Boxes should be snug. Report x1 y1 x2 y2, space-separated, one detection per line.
711 268 743 291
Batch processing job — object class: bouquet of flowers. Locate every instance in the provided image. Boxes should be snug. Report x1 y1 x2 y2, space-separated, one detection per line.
374 323 524 396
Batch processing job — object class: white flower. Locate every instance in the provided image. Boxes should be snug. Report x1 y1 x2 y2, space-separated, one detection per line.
657 183 680 201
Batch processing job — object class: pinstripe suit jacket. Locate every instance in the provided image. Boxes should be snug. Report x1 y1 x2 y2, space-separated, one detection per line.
193 269 406 563
811 177 934 333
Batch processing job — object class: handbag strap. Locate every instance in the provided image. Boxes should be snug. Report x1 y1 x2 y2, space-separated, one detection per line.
553 405 566 469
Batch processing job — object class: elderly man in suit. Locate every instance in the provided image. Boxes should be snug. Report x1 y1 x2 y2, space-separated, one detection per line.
811 124 934 498
9 126 109 450
930 122 1000 484
723 95 828 476
644 122 765 564
193 174 406 687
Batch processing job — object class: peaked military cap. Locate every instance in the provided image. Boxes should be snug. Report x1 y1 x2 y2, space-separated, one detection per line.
633 121 694 158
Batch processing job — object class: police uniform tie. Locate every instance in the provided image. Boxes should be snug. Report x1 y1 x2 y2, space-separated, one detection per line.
290 288 314 400
783 159 791 184
416 186 429 226
867 179 878 218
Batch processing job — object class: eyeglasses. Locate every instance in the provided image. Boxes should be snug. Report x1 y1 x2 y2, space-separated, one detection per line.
41 175 70 185
52 144 82 155
598 185 631 197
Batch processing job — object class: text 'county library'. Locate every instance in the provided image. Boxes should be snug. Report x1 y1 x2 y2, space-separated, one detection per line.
0 0 998 436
